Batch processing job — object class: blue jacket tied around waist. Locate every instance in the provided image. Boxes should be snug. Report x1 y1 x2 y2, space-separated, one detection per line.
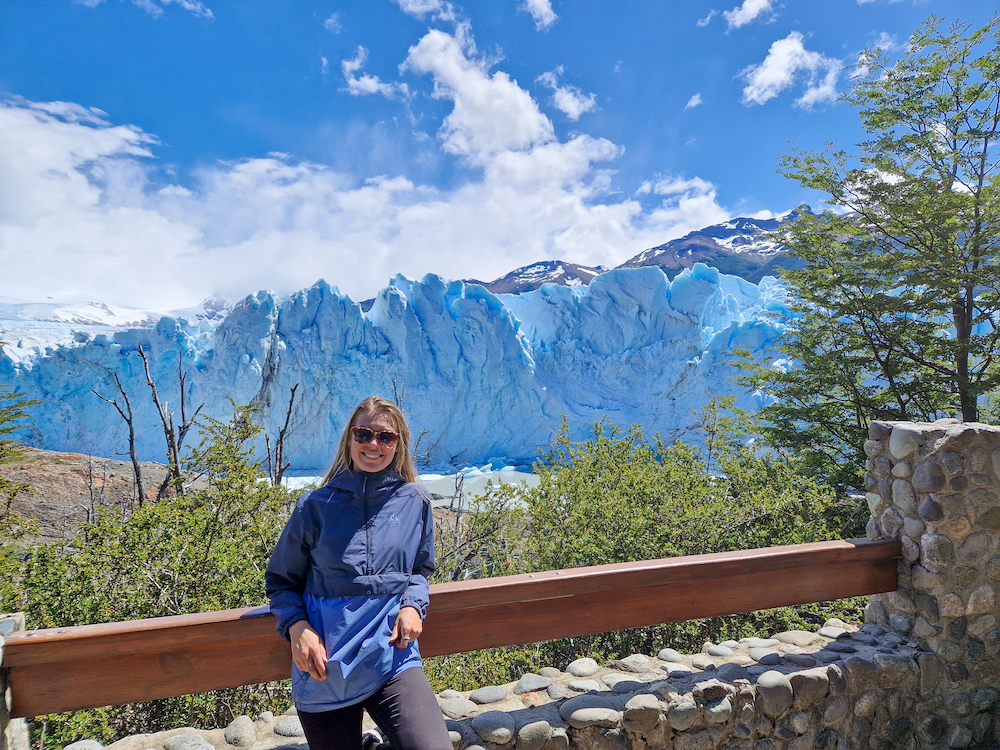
265 468 435 711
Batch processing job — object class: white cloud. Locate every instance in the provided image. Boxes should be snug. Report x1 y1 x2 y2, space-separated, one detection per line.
872 31 897 50
645 176 730 236
160 0 211 17
685 93 703 110
320 56 329 76
520 0 557 31
536 67 597 121
696 10 717 27
740 32 841 108
0 34 732 310
392 0 456 22
74 0 212 18
342 47 410 99
403 30 554 162
323 13 341 33
723 0 773 29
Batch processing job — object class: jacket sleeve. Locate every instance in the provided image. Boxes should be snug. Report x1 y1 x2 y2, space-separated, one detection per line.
265 495 314 641
399 497 435 618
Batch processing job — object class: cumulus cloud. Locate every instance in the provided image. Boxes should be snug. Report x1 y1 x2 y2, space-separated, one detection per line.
685 93 702 110
740 32 841 108
75 0 213 19
723 0 773 29
0 31 732 310
645 176 730 236
520 0 557 30
696 10 717 27
403 29 555 162
536 67 597 121
323 13 341 32
341 47 410 99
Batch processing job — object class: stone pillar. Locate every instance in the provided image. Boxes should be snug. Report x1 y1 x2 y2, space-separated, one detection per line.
0 613 28 750
863 420 1000 749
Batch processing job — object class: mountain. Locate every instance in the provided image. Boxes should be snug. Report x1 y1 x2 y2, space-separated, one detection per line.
358 260 606 311
0 264 790 472
618 208 810 282
463 260 607 294
351 209 810 313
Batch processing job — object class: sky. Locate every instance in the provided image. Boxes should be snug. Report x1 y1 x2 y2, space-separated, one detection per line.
1 0 996 311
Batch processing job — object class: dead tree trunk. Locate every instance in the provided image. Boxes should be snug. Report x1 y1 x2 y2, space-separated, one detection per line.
137 346 203 499
266 383 298 487
92 371 146 507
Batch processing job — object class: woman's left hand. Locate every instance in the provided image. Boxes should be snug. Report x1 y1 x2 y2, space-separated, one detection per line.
390 606 423 648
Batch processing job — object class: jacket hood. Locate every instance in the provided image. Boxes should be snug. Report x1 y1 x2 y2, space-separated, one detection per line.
325 467 407 499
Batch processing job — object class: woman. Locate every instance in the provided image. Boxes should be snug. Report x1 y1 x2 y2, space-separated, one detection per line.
266 396 451 750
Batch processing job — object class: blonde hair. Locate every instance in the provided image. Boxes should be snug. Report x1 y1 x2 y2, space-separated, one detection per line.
321 395 420 485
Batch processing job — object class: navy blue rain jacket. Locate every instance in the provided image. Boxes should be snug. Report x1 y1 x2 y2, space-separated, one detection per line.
265 467 435 641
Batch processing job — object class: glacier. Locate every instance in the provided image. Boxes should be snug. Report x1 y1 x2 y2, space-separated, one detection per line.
0 263 790 472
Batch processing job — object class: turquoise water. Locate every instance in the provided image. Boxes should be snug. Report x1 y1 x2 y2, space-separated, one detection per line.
282 467 539 508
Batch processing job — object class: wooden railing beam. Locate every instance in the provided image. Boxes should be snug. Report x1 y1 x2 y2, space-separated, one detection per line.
3 538 899 718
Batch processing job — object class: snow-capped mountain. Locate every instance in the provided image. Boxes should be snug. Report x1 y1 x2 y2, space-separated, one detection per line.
358 260 606 310
464 260 607 294
618 208 809 282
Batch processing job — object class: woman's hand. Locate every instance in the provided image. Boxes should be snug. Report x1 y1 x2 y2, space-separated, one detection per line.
390 606 423 648
289 620 327 680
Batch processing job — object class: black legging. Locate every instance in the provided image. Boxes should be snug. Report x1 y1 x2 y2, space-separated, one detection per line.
297 667 452 750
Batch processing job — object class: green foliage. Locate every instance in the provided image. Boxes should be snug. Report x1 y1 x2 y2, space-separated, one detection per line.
431 479 527 583
737 15 1000 490
0 386 40 590
0 385 39 537
519 415 861 572
427 404 866 689
6 402 296 748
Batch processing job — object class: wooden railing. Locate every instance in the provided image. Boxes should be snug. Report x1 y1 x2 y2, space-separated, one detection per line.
2 538 899 718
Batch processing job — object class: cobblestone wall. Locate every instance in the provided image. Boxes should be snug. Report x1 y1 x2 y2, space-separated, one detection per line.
864 419 1000 749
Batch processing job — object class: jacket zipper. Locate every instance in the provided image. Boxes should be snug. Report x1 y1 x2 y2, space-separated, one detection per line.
362 474 371 576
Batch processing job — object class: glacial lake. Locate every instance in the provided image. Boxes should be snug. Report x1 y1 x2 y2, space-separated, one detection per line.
282 467 540 508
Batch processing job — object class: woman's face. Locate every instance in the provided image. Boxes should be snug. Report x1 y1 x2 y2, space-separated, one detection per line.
349 410 399 474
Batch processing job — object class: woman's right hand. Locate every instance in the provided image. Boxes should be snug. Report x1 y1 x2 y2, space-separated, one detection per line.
289 620 327 681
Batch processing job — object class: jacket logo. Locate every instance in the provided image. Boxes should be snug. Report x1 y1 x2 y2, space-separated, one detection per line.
387 514 400 524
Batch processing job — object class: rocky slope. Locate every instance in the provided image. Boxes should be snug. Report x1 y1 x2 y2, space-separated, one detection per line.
5 447 173 544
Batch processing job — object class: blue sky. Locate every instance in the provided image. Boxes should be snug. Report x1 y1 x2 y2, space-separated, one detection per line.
1 0 995 310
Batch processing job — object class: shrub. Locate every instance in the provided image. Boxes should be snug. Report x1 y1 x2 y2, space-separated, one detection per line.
5 403 296 748
426 406 867 689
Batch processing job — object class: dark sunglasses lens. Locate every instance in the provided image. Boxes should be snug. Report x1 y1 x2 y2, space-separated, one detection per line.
353 427 398 447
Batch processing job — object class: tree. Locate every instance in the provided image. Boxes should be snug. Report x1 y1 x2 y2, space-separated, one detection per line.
0 384 39 542
138 346 203 499
738 15 1000 489
265 383 299 487
93 371 147 507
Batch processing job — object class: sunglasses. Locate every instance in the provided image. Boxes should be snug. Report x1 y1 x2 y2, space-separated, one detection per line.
351 426 400 447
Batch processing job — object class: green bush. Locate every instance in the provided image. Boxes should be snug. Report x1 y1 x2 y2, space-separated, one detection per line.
4 403 297 748
426 406 867 690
